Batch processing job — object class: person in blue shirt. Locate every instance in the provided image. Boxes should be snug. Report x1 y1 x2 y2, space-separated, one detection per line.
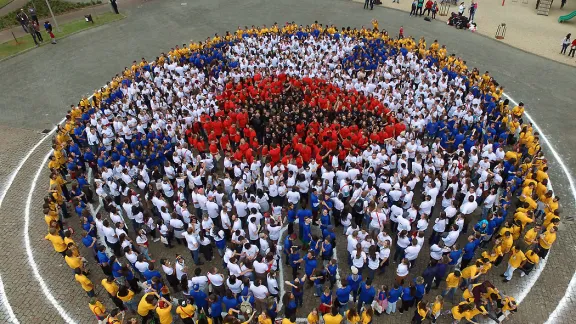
81 230 97 258
321 236 333 264
310 189 320 219
347 266 363 303
433 256 449 289
208 294 223 323
322 226 336 245
310 268 326 297
399 281 416 314
386 283 403 314
460 234 480 269
109 256 123 280
283 233 296 265
287 204 297 236
282 291 298 318
357 279 376 313
326 259 338 290
447 244 463 267
285 274 305 307
143 263 162 281
222 290 238 311
319 209 331 231
421 262 437 294
414 277 426 303
190 283 209 314
97 245 112 276
302 251 317 278
301 217 312 248
289 246 302 280
309 235 321 256
336 278 352 315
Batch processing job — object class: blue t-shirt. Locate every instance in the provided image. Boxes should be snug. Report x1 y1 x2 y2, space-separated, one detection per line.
347 274 363 291
304 257 317 276
222 296 238 311
358 284 376 303
388 288 402 303
336 286 352 303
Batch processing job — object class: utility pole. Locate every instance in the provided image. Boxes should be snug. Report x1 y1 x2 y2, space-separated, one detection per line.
44 0 61 32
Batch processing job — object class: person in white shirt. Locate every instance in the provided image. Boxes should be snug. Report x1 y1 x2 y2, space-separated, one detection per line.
404 240 422 268
442 224 461 247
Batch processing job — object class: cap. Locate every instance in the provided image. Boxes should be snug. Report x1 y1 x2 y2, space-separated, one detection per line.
351 266 358 275
193 284 200 290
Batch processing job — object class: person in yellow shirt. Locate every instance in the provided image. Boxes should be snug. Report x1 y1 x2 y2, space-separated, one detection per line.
519 249 540 278
105 308 124 324
512 102 525 120
281 313 296 324
360 305 373 324
138 292 159 322
323 306 343 324
431 295 443 323
460 261 483 290
156 298 173 324
542 210 560 229
499 296 518 317
45 227 67 256
510 220 523 241
451 302 476 323
538 226 557 259
88 297 107 322
442 270 461 303
500 231 514 255
64 249 85 272
521 225 540 249
306 308 319 324
256 311 272 324
345 308 360 324
75 268 95 297
101 276 126 310
117 285 137 313
503 246 526 282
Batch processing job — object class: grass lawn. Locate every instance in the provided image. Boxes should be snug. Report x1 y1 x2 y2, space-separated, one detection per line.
0 12 124 59
0 0 14 10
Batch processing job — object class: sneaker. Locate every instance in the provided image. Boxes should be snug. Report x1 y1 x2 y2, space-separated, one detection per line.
153 238 160 242
520 272 526 277
399 311 403 314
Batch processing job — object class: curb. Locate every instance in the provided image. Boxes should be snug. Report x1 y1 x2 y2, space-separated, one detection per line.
0 13 125 63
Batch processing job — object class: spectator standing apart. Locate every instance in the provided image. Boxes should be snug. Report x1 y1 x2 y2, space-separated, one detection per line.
424 0 433 16
110 0 120 14
44 21 57 44
364 0 371 9
27 21 39 46
469 0 477 21
28 7 39 24
417 0 425 15
561 34 571 55
569 39 576 57
410 0 418 16
432 1 438 18
16 9 29 33
458 2 466 15
32 21 44 43
399 26 404 38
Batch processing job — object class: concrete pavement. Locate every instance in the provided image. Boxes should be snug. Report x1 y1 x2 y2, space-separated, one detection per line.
0 0 575 323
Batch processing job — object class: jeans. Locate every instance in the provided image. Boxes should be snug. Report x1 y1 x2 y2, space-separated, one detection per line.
315 284 323 296
561 44 569 54
441 287 457 302
190 249 200 265
338 300 349 316
504 264 517 280
140 246 152 261
386 301 397 314
366 268 376 282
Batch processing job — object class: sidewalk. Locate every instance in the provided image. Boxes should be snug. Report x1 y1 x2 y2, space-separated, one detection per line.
0 0 27 16
0 3 113 43
355 0 576 66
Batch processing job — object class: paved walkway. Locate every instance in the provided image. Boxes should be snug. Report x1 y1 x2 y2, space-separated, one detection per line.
358 0 576 66
0 0 574 323
0 0 27 16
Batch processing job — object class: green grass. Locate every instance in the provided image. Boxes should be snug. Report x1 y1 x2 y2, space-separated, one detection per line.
0 12 124 59
0 0 102 30
0 0 14 10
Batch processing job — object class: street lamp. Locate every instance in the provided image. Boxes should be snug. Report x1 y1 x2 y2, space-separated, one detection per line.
44 0 61 32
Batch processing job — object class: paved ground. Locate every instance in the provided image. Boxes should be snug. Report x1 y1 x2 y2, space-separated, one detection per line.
361 0 576 66
0 0 575 323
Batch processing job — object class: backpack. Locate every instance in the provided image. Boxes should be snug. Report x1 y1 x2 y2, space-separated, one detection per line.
239 295 253 314
354 198 364 214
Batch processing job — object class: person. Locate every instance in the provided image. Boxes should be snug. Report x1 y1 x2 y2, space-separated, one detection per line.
424 0 433 16
156 297 173 324
16 9 29 33
323 305 343 324
458 2 465 15
75 268 95 297
502 246 526 282
88 297 107 322
364 0 371 9
417 0 424 15
28 7 38 24
138 292 159 324
561 34 571 55
468 0 477 21
110 0 120 14
44 21 57 44
441 270 461 303
32 20 43 43
568 38 576 57
176 299 196 324
432 1 438 18
412 300 429 324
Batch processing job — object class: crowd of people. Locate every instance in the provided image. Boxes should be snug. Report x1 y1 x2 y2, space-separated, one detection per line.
42 21 560 324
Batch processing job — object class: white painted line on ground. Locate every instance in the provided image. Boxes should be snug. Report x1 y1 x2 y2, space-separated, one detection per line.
0 275 19 324
0 118 65 323
503 93 576 321
24 150 77 324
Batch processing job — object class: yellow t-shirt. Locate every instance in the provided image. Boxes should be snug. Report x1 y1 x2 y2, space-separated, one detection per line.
509 250 526 268
306 313 319 324
156 304 173 324
445 273 461 288
45 233 67 252
138 293 157 316
524 228 538 245
117 289 135 302
75 274 93 292
89 301 106 316
176 304 196 319
281 319 294 324
323 313 344 324
461 265 478 279
539 231 556 249
432 301 442 315
258 314 273 324
65 256 82 269
101 279 119 295
345 310 360 324
361 311 372 324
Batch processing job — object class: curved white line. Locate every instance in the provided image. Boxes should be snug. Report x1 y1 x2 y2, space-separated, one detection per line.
502 94 576 321
0 275 19 324
24 150 77 324
0 118 65 323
